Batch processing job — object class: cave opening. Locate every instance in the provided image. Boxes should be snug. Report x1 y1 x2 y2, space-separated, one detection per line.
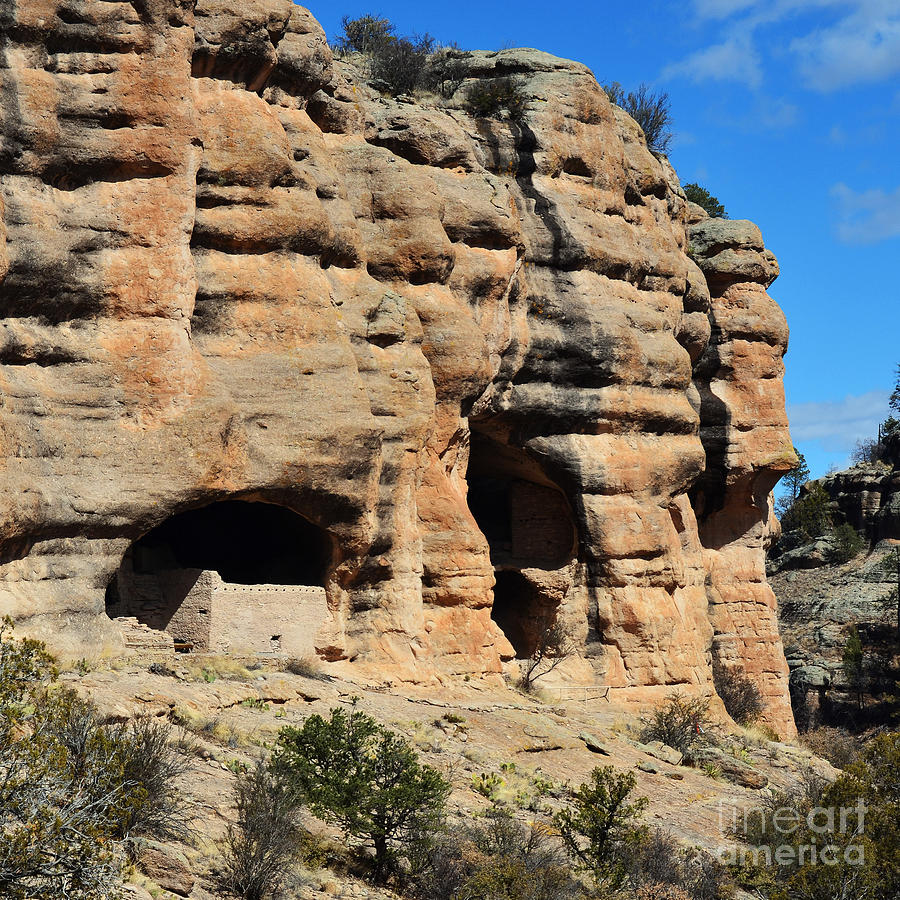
466 428 575 657
105 500 331 653
492 570 551 659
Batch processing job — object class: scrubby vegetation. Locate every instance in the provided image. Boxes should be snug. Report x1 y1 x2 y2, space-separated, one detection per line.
464 76 527 121
554 765 648 892
409 805 578 900
220 761 303 900
274 703 451 883
333 14 439 97
684 183 726 218
0 618 192 900
602 81 673 153
640 692 711 761
712 662 763 726
732 732 900 900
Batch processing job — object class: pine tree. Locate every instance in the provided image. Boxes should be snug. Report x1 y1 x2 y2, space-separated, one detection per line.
776 447 810 516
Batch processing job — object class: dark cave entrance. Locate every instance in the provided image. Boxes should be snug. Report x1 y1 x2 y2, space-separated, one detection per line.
105 501 331 652
492 571 553 658
466 429 576 659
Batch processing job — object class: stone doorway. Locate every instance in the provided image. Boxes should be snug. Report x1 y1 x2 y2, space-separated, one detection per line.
105 500 331 656
465 429 576 658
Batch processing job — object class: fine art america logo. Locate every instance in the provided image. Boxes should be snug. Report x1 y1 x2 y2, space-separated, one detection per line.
717 799 868 867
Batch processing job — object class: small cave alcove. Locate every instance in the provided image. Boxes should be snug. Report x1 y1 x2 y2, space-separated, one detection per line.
491 571 558 659
466 428 576 658
105 500 332 655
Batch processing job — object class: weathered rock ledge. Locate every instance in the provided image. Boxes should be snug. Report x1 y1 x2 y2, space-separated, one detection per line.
0 1 796 735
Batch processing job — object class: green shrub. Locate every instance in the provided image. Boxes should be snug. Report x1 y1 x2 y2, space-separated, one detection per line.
712 662 763 726
780 482 832 538
683 182 726 218
219 761 302 900
464 77 527 121
370 33 436 96
0 618 191 899
554 766 648 893
274 704 450 882
732 732 900 900
334 14 437 97
602 81 673 153
411 805 579 900
334 14 395 55
829 522 865 564
640 692 711 761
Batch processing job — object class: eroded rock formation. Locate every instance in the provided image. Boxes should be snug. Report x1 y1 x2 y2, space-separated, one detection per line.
0 1 796 734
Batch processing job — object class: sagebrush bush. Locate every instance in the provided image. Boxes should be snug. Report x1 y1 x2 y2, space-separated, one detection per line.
281 656 324 679
630 829 729 900
464 77 527 121
220 761 302 900
274 704 450 882
712 662 763 726
640 692 711 761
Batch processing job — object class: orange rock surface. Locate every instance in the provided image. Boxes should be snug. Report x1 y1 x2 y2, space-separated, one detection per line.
0 1 796 735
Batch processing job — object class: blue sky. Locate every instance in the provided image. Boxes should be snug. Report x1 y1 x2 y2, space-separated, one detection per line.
311 0 900 480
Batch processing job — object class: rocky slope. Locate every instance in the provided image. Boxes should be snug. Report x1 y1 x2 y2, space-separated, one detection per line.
770 459 900 728
69 656 830 900
0 1 796 734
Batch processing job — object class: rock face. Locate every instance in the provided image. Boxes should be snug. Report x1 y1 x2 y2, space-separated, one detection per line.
0 2 796 734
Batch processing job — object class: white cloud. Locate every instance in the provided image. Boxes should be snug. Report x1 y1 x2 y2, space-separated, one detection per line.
693 0 760 18
788 390 890 452
757 98 799 128
791 2 900 90
678 1 900 92
662 36 762 88
831 182 900 243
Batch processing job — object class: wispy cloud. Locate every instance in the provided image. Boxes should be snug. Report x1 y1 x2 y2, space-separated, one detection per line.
788 390 889 452
693 0 759 18
791 3 900 90
831 183 900 243
661 36 762 88
674 1 900 92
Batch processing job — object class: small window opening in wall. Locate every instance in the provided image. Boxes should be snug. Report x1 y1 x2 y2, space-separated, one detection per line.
271 635 281 642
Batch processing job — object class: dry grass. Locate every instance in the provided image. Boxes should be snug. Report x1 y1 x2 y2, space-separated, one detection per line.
184 655 253 683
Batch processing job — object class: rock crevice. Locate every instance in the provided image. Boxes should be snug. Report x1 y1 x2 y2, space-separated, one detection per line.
0 1 795 735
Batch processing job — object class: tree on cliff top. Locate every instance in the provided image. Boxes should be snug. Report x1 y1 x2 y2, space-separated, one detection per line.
684 183 727 218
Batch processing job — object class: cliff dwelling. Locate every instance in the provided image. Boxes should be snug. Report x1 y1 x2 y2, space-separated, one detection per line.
466 429 577 658
104 501 331 656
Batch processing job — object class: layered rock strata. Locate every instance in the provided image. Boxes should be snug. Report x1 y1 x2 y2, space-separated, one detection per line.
0 1 796 734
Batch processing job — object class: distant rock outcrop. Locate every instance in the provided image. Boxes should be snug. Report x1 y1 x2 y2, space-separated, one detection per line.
0 1 796 734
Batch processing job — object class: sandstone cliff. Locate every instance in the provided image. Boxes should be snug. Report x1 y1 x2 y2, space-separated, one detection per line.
0 1 796 734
